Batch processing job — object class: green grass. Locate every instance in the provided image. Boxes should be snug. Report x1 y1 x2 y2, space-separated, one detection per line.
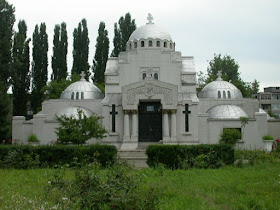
0 161 279 209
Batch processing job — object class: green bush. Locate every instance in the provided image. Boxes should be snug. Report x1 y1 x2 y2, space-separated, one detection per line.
262 135 274 140
220 128 241 145
27 134 40 143
146 144 234 169
0 144 117 168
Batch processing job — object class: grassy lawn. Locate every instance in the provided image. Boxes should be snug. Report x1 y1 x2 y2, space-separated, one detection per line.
0 161 279 209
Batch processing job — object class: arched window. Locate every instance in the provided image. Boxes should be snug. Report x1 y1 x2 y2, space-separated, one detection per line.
141 41 145 47
164 42 167 48
223 91 226 98
71 92 74 100
129 43 132 49
149 40 153 47
81 92 84 99
228 91 231 99
142 73 146 80
218 91 221 99
134 42 137 48
154 73 158 80
170 43 172 49
76 92 79 99
156 41 160 47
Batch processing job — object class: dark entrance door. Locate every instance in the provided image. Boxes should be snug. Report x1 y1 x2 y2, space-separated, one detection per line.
139 102 162 142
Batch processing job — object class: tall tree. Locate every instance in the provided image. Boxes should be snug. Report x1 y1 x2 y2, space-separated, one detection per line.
0 0 15 89
0 82 10 140
111 13 136 57
51 22 68 81
31 23 48 113
11 20 31 116
92 22 109 84
72 19 90 80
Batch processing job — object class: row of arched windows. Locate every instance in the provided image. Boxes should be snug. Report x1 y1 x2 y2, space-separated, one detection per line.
128 40 173 50
71 92 84 100
218 90 231 99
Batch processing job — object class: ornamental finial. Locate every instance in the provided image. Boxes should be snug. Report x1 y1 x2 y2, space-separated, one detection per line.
216 70 223 81
80 71 86 80
147 13 153 24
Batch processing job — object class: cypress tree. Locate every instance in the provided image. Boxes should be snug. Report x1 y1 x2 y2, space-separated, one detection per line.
11 20 31 116
0 82 10 140
92 22 109 84
111 13 136 57
0 0 15 89
72 19 90 80
31 23 48 113
51 22 68 81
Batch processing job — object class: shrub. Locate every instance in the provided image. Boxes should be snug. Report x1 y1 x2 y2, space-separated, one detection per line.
28 134 40 143
262 135 274 140
0 144 117 168
146 144 234 169
220 128 241 145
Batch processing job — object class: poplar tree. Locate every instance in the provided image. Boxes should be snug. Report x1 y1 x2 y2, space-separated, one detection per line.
51 22 68 81
92 22 109 84
0 0 15 89
11 20 31 116
72 19 90 80
0 82 10 140
31 23 48 113
111 13 136 57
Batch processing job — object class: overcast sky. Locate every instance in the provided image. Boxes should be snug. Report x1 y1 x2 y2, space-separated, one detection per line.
9 0 280 91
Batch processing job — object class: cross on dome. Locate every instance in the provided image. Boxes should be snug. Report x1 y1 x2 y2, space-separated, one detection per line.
147 13 153 24
216 70 223 81
80 71 86 80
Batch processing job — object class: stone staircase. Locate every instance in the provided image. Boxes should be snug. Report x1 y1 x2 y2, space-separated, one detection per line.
118 142 162 169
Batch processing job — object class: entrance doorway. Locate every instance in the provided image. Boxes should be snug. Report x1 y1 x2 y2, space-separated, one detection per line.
138 102 162 142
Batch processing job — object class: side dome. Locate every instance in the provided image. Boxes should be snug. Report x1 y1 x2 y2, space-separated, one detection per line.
56 106 93 119
207 105 248 119
199 73 243 99
60 73 104 100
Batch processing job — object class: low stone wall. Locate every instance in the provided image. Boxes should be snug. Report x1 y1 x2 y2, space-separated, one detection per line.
268 119 280 139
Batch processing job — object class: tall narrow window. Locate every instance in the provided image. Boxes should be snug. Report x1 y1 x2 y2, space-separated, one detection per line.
81 92 84 99
71 92 74 100
156 41 160 47
76 92 79 99
154 73 158 80
143 73 146 80
170 43 172 49
141 41 144 47
149 40 152 47
218 91 221 99
223 91 226 98
228 91 231 99
134 42 137 48
164 42 167 48
129 43 132 49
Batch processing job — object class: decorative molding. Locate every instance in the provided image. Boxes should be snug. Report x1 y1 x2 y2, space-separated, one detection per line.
163 109 169 114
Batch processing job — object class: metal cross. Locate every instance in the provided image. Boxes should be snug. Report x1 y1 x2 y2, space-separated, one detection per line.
183 104 191 132
217 70 222 78
147 13 153 24
80 71 86 80
110 105 118 132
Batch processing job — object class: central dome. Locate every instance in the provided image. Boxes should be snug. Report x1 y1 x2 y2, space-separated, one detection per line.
129 23 172 41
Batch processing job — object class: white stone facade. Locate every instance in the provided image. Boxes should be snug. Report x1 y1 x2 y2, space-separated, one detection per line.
13 15 277 150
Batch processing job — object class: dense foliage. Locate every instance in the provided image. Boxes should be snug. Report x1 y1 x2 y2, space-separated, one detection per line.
11 20 31 116
56 110 107 145
72 19 90 80
0 144 117 168
92 22 109 83
220 128 242 145
111 13 136 57
51 22 68 81
31 23 48 113
0 82 10 140
146 144 235 169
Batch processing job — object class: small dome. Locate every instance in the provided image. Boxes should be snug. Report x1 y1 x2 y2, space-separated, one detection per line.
207 105 248 119
56 106 93 119
129 14 172 42
199 73 242 99
60 73 103 100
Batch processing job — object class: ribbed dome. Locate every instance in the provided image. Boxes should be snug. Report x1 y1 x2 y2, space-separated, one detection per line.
207 105 248 119
56 106 93 119
199 77 243 99
129 23 172 42
60 77 103 100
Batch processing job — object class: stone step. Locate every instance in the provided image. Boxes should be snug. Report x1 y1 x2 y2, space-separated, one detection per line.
138 141 162 149
118 150 146 158
119 157 148 169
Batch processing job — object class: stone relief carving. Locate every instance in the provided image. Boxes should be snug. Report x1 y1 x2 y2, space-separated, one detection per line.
127 83 173 105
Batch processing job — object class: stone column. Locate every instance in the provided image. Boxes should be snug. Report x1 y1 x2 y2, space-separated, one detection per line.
123 110 130 141
131 110 138 141
163 109 170 140
170 110 177 140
